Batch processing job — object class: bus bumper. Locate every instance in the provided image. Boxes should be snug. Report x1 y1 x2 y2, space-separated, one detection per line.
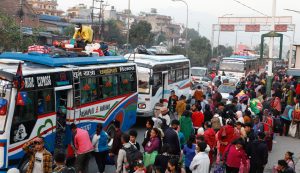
137 110 153 117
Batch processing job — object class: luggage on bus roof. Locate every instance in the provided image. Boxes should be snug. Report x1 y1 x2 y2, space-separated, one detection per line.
0 52 127 67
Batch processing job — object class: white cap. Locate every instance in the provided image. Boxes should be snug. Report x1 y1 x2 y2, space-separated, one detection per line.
7 168 20 173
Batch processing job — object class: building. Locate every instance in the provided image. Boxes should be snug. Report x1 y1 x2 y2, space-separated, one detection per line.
104 6 117 21
137 9 181 46
66 3 92 19
0 0 39 28
26 0 64 16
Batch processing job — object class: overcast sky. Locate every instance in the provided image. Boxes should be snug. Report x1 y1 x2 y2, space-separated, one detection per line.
58 0 300 47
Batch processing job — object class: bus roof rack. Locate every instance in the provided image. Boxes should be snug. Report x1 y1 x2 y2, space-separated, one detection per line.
0 52 128 67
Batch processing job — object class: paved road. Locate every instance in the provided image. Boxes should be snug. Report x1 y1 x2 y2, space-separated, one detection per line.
87 118 300 173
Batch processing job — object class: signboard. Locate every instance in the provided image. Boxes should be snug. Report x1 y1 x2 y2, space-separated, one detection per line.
220 25 235 32
275 25 288 32
245 25 260 32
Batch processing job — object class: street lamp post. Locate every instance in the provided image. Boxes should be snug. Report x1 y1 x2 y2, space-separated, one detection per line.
126 0 130 49
217 14 233 57
266 0 276 97
172 0 189 57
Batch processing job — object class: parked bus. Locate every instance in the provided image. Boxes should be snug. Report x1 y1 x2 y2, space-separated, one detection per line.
0 52 138 171
125 54 191 117
218 55 260 78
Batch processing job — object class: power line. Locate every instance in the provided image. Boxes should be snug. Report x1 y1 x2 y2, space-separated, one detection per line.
232 0 269 17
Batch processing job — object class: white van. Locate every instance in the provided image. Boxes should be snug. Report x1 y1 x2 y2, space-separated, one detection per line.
191 67 208 83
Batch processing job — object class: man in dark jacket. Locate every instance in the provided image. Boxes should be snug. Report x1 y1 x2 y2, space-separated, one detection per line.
163 119 181 156
244 123 257 155
142 119 154 149
249 132 268 173
109 120 123 168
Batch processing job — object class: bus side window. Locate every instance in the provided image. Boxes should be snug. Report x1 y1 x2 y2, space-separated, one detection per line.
119 73 132 94
13 91 35 125
183 68 189 80
37 89 55 115
152 73 162 96
176 69 183 81
168 70 176 84
102 75 118 99
80 78 97 104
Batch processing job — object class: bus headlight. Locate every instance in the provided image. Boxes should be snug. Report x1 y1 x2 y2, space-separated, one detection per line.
138 103 146 109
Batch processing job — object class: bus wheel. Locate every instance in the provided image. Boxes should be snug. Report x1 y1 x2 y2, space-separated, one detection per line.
18 157 30 173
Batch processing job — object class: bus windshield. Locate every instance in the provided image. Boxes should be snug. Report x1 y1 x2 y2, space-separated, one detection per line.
191 68 206 77
0 80 11 133
138 72 150 94
219 62 244 72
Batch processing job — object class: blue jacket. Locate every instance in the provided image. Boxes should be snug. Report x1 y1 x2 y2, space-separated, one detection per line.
92 131 109 152
183 144 196 167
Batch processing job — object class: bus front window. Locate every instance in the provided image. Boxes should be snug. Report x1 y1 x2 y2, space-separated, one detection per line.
138 73 150 94
220 62 244 72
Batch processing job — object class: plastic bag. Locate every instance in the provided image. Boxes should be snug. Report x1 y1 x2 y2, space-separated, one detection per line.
143 151 158 167
288 123 297 137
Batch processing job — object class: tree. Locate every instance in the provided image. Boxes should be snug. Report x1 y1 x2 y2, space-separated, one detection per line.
254 43 269 57
155 32 166 45
213 45 234 57
103 20 125 45
0 12 36 51
129 21 154 47
170 36 212 66
170 45 185 55
182 28 200 40
189 36 212 65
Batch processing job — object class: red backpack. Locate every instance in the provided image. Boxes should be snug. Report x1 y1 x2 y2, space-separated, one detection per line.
293 104 300 122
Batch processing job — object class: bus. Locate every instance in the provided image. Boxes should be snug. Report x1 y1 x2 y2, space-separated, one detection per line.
125 54 191 117
0 52 138 171
218 55 260 78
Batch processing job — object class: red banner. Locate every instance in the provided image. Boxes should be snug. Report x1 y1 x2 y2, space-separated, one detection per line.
245 25 260 32
275 25 287 32
220 25 235 32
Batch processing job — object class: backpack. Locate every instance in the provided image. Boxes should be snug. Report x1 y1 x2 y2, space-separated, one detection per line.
293 104 300 122
123 145 143 171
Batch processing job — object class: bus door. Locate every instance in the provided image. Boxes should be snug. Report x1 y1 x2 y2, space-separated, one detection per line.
161 71 168 105
54 86 71 154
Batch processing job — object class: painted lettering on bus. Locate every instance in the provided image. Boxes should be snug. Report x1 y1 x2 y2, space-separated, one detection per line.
99 68 118 75
99 104 110 112
120 66 135 72
73 71 82 78
24 77 35 88
37 75 52 87
80 124 91 131
83 70 96 76
80 107 95 117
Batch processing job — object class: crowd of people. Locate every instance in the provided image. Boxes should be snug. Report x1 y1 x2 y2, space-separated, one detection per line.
16 70 300 173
